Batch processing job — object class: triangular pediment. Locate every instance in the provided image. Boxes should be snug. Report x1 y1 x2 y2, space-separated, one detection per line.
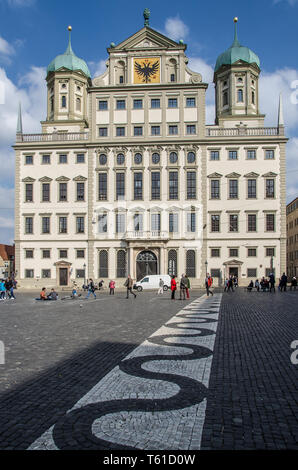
56 176 70 182
22 177 36 182
244 172 260 178
109 27 185 52
39 176 53 182
73 175 87 181
207 172 223 178
262 172 278 177
225 172 241 178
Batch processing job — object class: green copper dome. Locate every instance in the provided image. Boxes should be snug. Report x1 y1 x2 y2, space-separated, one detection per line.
214 22 260 73
47 32 91 78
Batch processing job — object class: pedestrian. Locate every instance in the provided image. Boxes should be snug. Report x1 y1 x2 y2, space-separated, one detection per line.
227 276 234 292
179 274 187 300
86 278 96 299
170 275 177 300
0 279 6 300
290 276 297 291
280 272 287 292
185 274 190 299
125 275 136 299
98 280 104 290
269 272 275 293
247 280 253 292
109 280 115 295
157 278 164 295
224 278 228 292
205 273 214 296
7 277 15 300
255 279 260 292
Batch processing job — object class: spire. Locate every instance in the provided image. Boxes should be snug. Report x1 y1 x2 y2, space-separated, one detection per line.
278 93 284 127
232 17 241 47
65 25 74 55
143 8 150 27
16 102 23 135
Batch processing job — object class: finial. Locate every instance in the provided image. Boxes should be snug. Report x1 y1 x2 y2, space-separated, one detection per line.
143 8 150 27
66 25 73 55
278 93 284 127
16 102 23 135
232 16 240 47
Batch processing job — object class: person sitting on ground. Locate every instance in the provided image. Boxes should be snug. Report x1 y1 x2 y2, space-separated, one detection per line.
247 280 254 292
40 287 47 300
47 288 58 300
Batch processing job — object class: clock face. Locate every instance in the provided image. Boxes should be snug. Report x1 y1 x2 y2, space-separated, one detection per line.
134 58 160 84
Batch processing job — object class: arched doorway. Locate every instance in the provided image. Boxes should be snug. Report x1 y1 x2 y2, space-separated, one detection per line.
136 250 158 280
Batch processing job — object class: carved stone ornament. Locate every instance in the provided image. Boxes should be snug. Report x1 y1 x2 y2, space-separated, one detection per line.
191 74 202 84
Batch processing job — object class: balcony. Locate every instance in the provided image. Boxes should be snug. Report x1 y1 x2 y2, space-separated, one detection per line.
125 230 169 241
206 127 282 137
16 132 89 143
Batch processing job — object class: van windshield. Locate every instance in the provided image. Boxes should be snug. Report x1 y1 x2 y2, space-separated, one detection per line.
141 278 149 283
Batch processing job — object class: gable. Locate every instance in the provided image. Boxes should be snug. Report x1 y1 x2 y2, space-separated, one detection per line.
109 27 186 52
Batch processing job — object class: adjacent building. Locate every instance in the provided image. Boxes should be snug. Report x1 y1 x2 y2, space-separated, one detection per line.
286 196 298 278
14 12 287 288
0 244 15 279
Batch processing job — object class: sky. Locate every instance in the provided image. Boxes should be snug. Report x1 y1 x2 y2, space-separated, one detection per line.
0 0 298 244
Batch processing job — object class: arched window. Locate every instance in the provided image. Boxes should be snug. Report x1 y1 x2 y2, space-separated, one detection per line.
99 250 108 278
117 250 127 278
237 89 244 102
252 91 255 104
61 95 67 108
223 91 228 106
168 250 177 277
117 153 125 165
186 250 196 277
76 97 81 111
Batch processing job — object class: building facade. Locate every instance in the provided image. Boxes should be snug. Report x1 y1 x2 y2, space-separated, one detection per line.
14 13 287 288
286 197 298 278
0 244 15 279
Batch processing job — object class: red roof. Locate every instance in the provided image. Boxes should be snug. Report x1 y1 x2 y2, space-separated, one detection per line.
0 244 15 261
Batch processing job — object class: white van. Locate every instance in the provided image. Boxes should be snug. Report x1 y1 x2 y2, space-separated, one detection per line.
134 274 172 292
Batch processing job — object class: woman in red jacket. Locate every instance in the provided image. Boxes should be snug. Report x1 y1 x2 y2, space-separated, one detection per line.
171 275 177 300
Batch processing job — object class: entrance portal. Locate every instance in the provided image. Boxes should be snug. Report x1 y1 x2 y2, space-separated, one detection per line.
59 268 68 286
136 250 158 281
229 267 238 278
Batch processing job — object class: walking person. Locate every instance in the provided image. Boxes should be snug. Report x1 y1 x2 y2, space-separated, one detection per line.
157 278 164 295
224 278 229 292
0 279 6 300
7 277 15 300
85 278 96 299
179 274 187 300
170 275 177 300
280 272 288 292
109 280 115 295
227 276 234 292
269 272 275 293
125 275 136 299
205 273 214 296
255 279 260 292
185 274 190 299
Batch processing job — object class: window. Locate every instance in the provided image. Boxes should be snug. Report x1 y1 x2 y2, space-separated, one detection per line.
25 155 33 165
134 213 143 232
169 152 178 163
211 214 220 232
116 213 125 233
59 183 67 201
42 250 50 259
42 154 51 164
211 180 220 199
247 214 257 232
25 217 33 234
265 179 275 198
170 73 175 82
229 248 239 257
98 173 107 200
116 173 125 200
186 250 196 277
187 172 196 199
133 99 143 109
42 217 50 234
25 269 34 278
151 125 160 135
116 127 125 137
99 154 107 165
169 171 178 199
99 250 108 277
42 269 51 279
134 172 143 200
76 269 85 279
247 268 257 278
76 216 85 233
223 91 228 106
59 217 67 234
211 248 220 257
134 153 142 164
134 126 143 136
169 125 178 135
42 183 50 202
186 124 196 135
76 154 85 163
187 152 195 164
229 214 238 232
61 95 67 108
25 183 33 202
168 250 177 276
119 75 124 84
186 97 196 107
266 247 275 257
76 249 85 258
59 154 67 164
237 89 244 102
117 250 126 278
168 98 178 108
99 127 108 137
152 153 160 164
210 150 219 160
248 248 257 257
151 172 160 200
247 150 256 160
187 213 196 232
98 100 108 110
76 97 81 112
59 250 68 259
228 150 238 160
50 97 54 113
265 149 274 159
266 214 275 232
75 183 84 201
169 213 178 233
151 98 160 108
151 213 161 231
247 179 257 199
116 99 126 110
229 180 238 199
117 153 125 165
98 214 107 233
25 249 33 259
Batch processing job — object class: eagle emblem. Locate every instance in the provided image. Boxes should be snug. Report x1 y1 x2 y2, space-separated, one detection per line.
134 59 160 83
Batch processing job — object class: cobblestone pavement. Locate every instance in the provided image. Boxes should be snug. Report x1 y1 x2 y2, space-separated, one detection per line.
0 288 297 450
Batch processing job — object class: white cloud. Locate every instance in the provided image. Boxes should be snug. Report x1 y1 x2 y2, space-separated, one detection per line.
4 0 35 6
0 36 15 57
273 0 298 5
88 59 107 77
164 16 189 41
